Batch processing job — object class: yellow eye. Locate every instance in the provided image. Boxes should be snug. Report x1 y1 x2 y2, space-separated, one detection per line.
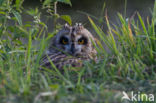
78 39 84 44
62 39 68 44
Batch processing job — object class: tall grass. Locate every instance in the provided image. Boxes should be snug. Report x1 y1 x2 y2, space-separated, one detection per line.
0 0 156 103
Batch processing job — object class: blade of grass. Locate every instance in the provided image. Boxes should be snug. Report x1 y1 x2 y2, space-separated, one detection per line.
88 16 108 51
26 30 32 83
46 55 73 87
105 13 118 55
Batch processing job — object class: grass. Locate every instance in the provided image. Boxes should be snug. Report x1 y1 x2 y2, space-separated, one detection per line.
0 0 156 103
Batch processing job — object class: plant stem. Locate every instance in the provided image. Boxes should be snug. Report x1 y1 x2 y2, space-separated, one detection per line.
54 1 57 30
54 1 57 15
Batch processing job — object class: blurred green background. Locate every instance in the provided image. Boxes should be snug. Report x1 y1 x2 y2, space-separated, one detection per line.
22 0 154 32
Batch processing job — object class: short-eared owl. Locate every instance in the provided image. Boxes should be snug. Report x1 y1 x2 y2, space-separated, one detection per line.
40 23 97 70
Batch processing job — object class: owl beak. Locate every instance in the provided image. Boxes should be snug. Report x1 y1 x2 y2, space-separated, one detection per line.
71 44 76 54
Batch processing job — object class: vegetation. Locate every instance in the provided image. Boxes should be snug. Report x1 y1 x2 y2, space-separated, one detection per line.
0 0 156 103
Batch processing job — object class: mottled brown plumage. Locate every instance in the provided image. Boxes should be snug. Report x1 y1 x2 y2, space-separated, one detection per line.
40 23 97 70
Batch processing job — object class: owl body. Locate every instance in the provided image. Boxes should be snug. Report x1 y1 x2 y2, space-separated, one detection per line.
40 23 97 70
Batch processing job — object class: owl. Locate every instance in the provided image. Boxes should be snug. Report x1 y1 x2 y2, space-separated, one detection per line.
40 23 97 70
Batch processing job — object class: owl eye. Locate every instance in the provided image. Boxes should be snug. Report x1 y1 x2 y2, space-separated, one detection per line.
78 37 88 45
60 36 68 45
78 39 84 44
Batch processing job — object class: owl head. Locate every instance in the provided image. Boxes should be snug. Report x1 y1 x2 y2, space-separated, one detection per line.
49 23 97 58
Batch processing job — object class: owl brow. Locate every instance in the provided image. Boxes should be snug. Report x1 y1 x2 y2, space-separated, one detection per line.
71 28 76 36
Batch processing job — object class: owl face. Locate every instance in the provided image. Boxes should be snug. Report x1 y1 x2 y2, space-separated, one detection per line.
51 23 96 57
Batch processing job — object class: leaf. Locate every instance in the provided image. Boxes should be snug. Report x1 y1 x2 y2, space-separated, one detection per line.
0 11 5 15
26 8 39 16
12 10 22 26
57 0 72 6
15 0 24 10
43 0 52 6
46 31 57 40
60 15 72 25
49 84 59 89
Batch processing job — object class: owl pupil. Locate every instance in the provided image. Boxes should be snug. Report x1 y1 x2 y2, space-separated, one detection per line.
60 36 68 45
